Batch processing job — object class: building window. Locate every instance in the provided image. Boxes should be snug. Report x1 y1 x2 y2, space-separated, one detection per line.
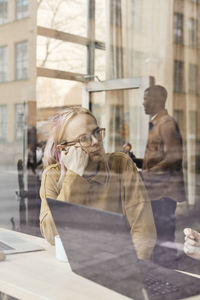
174 13 183 45
174 60 184 93
189 64 198 94
0 105 7 140
0 46 8 82
15 41 28 80
0 0 7 25
174 109 184 133
189 111 197 138
16 0 28 20
15 103 25 140
188 18 197 48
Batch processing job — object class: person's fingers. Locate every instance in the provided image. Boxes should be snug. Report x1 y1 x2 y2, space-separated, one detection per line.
66 146 77 159
183 228 199 243
60 145 88 176
184 247 192 255
77 147 89 165
184 243 195 254
184 238 197 246
191 230 200 243
184 228 193 237
68 145 75 153
61 146 74 165
63 145 71 154
61 150 66 160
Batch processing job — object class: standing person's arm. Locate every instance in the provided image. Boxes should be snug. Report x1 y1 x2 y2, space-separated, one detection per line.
122 158 156 260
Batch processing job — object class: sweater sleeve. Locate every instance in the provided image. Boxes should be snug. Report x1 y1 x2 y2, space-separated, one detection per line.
40 166 90 245
122 158 156 261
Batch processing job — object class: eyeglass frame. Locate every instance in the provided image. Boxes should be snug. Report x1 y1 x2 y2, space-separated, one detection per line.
59 127 106 148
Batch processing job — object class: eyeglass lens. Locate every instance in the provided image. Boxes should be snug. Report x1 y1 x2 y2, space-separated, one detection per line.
80 129 104 146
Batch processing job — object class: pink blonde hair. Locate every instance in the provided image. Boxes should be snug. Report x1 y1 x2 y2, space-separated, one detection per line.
43 106 97 168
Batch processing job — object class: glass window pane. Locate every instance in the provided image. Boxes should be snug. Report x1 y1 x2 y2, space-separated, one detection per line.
0 46 8 82
15 41 28 80
174 109 184 134
188 18 197 48
189 111 197 137
95 0 106 41
37 0 86 36
37 77 82 109
0 105 7 140
90 88 148 156
174 13 183 44
0 0 7 24
1 0 200 280
37 36 86 74
174 60 184 93
15 103 25 140
189 64 197 94
16 0 29 20
95 49 105 81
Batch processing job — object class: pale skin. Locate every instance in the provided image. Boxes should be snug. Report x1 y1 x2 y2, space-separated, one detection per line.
184 228 200 260
123 144 131 152
57 114 105 176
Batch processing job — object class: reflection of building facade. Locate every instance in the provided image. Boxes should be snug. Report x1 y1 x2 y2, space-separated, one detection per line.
0 0 200 208
172 0 200 205
0 0 37 165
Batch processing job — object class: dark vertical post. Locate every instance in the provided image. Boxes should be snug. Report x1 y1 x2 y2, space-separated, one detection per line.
86 0 95 77
17 159 27 226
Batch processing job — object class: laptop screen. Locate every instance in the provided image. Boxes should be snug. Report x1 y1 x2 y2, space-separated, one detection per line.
47 198 147 300
47 198 200 300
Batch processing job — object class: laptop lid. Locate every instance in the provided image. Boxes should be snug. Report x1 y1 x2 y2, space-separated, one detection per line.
0 231 44 254
47 198 200 300
47 198 147 300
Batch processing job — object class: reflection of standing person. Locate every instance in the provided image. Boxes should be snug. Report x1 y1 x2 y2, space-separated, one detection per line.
142 85 186 267
40 107 156 261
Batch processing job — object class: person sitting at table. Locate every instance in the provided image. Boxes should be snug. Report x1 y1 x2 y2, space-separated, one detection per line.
122 143 143 168
39 106 156 261
184 228 200 261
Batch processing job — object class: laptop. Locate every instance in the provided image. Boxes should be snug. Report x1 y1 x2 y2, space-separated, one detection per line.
47 198 200 300
0 231 44 254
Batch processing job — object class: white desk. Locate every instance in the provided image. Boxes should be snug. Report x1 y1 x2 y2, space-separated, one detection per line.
0 229 199 300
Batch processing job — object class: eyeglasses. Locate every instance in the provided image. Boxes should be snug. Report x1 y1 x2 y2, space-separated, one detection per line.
60 127 105 148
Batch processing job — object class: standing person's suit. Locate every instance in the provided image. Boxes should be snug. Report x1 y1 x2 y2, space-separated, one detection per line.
142 86 186 267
